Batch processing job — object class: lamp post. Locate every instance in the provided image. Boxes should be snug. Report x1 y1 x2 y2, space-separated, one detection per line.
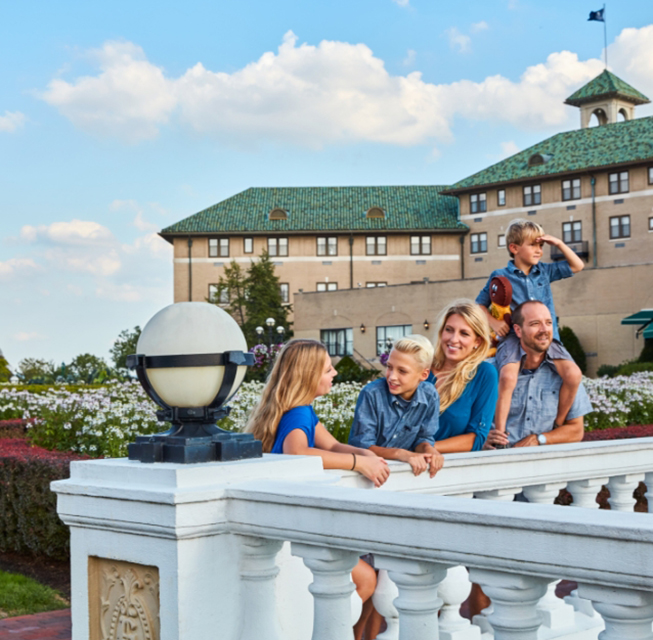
265 317 276 347
126 302 262 464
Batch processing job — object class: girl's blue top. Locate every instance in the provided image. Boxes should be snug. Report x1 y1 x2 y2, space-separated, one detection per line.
271 405 319 454
426 361 498 451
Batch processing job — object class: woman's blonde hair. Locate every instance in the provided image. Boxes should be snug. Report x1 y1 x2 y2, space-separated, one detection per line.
432 299 491 413
245 339 328 453
393 334 434 370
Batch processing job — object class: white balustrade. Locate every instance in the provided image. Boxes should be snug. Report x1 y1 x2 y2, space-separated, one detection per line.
567 478 608 509
607 473 645 511
438 566 481 640
647 472 653 514
372 569 400 640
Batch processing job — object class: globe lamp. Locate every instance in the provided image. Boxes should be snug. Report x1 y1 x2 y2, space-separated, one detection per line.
126 302 261 464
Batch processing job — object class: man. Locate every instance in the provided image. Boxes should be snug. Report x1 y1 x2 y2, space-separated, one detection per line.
485 299 592 449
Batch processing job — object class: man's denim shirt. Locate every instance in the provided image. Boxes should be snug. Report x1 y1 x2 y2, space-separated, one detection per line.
348 378 439 450
501 348 593 446
476 260 573 341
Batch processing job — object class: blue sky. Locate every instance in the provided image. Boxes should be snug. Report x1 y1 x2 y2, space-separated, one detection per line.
1 0 652 368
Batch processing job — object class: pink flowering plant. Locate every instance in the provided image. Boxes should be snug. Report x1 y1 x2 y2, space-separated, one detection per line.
246 343 284 382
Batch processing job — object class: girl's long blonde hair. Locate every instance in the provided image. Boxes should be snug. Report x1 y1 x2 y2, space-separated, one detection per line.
245 339 328 453
432 299 491 413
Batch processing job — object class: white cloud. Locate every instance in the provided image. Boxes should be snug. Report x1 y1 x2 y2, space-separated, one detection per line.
446 28 472 53
392 0 410 6
403 49 417 67
500 141 520 157
13 332 46 342
95 283 143 302
0 111 26 133
470 21 489 33
38 25 653 147
0 258 42 281
21 219 114 246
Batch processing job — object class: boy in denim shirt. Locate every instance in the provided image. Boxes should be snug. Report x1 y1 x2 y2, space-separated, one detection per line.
476 219 585 438
349 334 443 478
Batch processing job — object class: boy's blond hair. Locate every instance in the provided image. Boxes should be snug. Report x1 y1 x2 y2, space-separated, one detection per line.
506 219 544 257
392 334 434 371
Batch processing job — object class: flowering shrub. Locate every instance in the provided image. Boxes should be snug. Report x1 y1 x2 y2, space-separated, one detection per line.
246 344 283 382
583 372 653 430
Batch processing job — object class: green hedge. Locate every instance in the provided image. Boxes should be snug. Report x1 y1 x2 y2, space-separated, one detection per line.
0 438 84 560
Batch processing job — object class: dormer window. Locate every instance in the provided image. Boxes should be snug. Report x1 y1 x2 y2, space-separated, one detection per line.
366 207 385 219
528 153 553 167
269 208 288 220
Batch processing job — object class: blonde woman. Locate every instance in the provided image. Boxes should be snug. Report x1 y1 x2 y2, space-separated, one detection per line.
428 299 498 452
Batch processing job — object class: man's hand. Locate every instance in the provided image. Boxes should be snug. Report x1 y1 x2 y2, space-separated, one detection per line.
488 315 510 338
484 428 510 450
513 434 539 448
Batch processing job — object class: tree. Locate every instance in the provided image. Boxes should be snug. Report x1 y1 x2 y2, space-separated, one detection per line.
211 262 249 329
110 326 142 370
0 356 11 382
68 353 108 383
18 358 57 383
242 252 292 347
559 326 587 375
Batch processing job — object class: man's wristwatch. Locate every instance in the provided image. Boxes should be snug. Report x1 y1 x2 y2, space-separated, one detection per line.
537 434 548 445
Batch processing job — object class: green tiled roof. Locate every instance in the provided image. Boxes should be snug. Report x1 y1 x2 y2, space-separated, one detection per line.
565 70 649 107
161 186 466 235
446 116 653 192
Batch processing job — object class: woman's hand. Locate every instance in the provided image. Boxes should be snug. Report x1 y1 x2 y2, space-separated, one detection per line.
355 455 390 487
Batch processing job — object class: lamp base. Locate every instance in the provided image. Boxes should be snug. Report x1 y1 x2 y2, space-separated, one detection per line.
128 422 263 464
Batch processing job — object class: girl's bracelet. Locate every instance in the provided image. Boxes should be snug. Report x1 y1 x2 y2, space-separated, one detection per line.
351 453 357 471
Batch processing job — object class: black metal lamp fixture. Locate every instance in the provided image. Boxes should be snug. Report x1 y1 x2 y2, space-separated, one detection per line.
360 323 366 333
126 302 262 464
423 320 430 330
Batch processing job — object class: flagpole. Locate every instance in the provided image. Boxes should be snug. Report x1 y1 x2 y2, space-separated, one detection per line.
603 4 608 68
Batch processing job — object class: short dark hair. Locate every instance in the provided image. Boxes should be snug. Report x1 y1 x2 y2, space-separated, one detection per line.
512 300 549 327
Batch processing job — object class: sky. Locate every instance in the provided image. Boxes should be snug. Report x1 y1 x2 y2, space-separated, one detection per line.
1 0 653 369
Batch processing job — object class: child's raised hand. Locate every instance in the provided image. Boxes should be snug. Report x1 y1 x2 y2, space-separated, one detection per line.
356 455 390 487
488 315 510 337
537 234 561 247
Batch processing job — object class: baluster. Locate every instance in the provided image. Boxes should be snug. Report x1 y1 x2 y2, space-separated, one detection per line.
438 566 481 640
564 589 601 619
239 536 284 640
375 556 448 640
292 543 359 640
373 569 399 640
646 472 653 514
522 482 567 504
578 584 653 640
474 487 522 501
607 474 645 511
468 569 547 640
567 477 608 509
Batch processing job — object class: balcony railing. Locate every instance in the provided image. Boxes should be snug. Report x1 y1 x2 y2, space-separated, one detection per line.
551 240 589 261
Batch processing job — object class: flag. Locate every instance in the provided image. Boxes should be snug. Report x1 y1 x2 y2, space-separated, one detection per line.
588 8 605 21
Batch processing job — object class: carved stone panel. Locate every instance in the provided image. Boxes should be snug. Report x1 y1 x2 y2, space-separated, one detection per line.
88 556 160 640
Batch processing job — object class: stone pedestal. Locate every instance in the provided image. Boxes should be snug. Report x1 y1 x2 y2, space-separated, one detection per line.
52 455 324 640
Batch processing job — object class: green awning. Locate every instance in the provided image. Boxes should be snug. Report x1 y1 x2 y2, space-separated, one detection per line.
622 309 653 339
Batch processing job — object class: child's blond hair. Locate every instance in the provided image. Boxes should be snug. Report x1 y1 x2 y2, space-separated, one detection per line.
392 334 434 371
506 219 544 257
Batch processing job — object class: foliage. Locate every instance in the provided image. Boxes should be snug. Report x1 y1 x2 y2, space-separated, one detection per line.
334 356 379 384
559 326 587 375
67 353 108 384
0 357 11 383
0 438 87 560
615 362 653 376
110 326 141 370
597 364 620 378
583 423 653 441
18 358 57 383
638 339 653 363
212 261 249 328
245 344 283 383
0 569 68 617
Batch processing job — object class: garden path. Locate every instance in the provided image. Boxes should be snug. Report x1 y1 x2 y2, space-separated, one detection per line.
0 609 70 639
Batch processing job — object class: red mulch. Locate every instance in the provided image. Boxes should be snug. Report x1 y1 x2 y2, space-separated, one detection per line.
584 424 653 440
0 609 71 639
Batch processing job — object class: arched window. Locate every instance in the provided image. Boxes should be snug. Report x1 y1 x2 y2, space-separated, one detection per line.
618 108 629 122
589 108 608 127
269 208 288 220
527 153 553 167
366 207 385 219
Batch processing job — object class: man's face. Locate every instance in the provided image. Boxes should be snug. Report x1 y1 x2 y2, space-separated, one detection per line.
514 304 553 353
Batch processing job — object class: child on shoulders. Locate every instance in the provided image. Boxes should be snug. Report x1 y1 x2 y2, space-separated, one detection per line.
349 335 444 478
476 219 584 440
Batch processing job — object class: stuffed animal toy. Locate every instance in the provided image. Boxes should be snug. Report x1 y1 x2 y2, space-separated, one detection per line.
488 276 513 357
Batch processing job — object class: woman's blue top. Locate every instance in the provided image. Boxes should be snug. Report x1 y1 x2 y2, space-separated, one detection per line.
426 361 498 451
271 405 319 454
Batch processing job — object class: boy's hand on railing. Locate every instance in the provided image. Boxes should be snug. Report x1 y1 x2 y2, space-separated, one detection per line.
488 315 510 337
428 449 444 477
356 455 390 487
405 452 432 476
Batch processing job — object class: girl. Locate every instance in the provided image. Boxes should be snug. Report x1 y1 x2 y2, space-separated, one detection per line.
246 338 389 639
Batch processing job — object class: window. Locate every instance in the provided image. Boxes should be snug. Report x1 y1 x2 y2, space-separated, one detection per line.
208 284 228 304
366 282 387 287
317 236 338 256
376 324 412 356
278 283 289 304
366 207 385 219
649 217 653 232
366 236 387 256
610 215 630 239
497 189 506 207
609 171 629 194
523 184 541 206
321 328 353 357
410 235 431 255
498 234 506 248
209 238 229 258
268 237 288 257
562 221 582 243
470 193 487 214
470 232 487 254
269 208 288 220
317 282 338 292
649 167 653 185
562 178 581 201
243 237 253 254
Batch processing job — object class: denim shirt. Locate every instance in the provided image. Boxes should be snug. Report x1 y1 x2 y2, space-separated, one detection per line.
501 349 593 446
476 260 573 341
348 378 439 450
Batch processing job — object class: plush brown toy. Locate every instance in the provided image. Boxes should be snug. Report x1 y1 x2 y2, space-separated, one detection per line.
488 276 513 357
